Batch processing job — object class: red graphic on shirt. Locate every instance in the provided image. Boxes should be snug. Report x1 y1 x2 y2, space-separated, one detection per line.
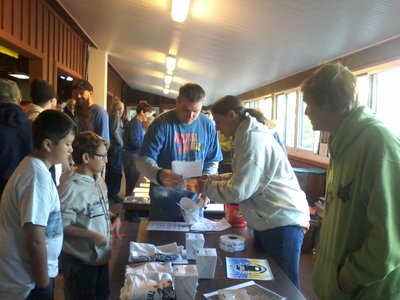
174 133 200 154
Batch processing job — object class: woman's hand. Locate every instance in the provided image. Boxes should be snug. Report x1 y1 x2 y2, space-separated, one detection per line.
185 178 204 193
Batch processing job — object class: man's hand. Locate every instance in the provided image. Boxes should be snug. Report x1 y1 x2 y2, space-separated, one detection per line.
157 169 184 189
337 275 356 294
185 178 204 193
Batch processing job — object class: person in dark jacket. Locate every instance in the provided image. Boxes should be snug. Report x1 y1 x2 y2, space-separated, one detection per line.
0 79 33 199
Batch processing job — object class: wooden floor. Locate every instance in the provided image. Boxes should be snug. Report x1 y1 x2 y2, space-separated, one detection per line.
55 211 318 300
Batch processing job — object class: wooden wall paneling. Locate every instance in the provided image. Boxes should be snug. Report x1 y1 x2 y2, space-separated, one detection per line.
42 7 48 79
22 0 29 45
37 1 42 53
12 0 20 38
2 0 12 33
29 58 44 81
29 0 36 47
0 0 3 30
61 25 67 65
48 12 55 85
68 28 71 69
54 17 59 64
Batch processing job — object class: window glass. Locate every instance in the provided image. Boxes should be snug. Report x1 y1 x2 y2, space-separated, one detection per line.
275 94 286 144
299 99 319 152
356 74 369 107
259 97 272 120
374 68 400 135
285 92 297 147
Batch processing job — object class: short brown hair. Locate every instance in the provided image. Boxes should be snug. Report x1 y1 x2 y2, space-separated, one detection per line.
301 63 358 114
178 83 205 102
136 102 152 114
72 131 108 165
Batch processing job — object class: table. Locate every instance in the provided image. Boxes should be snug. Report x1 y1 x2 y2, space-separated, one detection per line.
136 220 306 299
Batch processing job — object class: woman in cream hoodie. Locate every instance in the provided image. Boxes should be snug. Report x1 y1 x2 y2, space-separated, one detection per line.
185 95 309 288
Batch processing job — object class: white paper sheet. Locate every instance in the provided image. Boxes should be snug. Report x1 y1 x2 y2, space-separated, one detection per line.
146 218 231 232
171 160 203 178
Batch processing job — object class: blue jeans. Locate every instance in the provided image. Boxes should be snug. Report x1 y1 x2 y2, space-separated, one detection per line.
60 252 110 300
105 146 123 198
254 225 304 288
123 151 140 197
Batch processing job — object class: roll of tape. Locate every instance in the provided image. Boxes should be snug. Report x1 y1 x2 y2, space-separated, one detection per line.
219 234 246 253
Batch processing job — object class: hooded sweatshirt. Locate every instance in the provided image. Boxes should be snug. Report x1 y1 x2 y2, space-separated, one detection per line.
0 103 32 196
25 103 44 121
203 115 310 231
58 170 111 265
312 106 400 299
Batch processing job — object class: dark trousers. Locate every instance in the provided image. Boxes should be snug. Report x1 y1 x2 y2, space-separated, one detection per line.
123 152 140 197
61 252 110 300
105 147 123 198
26 278 55 300
254 225 304 288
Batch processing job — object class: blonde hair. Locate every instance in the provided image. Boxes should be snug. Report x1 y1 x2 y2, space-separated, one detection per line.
111 100 124 114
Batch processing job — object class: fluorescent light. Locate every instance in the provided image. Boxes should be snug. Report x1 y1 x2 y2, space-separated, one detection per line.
164 74 173 85
8 72 29 80
66 76 73 81
171 0 190 23
166 55 177 72
60 75 66 80
163 88 170 95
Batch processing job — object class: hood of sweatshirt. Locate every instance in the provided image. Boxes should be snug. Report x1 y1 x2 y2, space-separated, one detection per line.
329 106 379 160
0 103 31 128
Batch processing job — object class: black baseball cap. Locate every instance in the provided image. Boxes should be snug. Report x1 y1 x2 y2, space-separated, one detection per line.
72 79 93 92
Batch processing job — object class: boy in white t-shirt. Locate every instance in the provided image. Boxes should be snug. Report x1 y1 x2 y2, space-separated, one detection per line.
0 110 76 300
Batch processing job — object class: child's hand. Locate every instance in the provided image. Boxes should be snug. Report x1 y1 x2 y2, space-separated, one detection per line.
111 217 121 239
90 231 107 247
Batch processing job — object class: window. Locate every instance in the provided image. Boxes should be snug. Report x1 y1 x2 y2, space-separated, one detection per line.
245 60 400 164
373 68 400 135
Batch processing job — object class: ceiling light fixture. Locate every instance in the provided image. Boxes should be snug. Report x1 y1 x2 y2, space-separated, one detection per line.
166 55 177 72
66 76 73 81
163 88 170 95
164 74 173 85
8 72 29 80
171 0 191 23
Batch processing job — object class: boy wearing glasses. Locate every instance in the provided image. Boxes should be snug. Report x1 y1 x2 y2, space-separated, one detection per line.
58 131 117 300
0 110 76 300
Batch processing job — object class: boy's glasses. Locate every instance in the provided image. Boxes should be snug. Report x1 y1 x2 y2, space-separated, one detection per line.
92 153 108 161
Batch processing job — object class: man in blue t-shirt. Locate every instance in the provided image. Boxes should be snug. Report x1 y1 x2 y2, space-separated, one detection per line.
137 83 222 221
73 80 110 143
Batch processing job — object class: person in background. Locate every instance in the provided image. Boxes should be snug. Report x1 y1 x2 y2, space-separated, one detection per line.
26 78 60 185
123 102 152 197
0 110 76 300
56 100 64 112
136 83 222 221
73 79 110 142
217 131 233 174
0 79 33 199
301 63 400 299
63 98 76 120
26 78 57 121
58 132 118 300
106 100 125 203
185 95 309 288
